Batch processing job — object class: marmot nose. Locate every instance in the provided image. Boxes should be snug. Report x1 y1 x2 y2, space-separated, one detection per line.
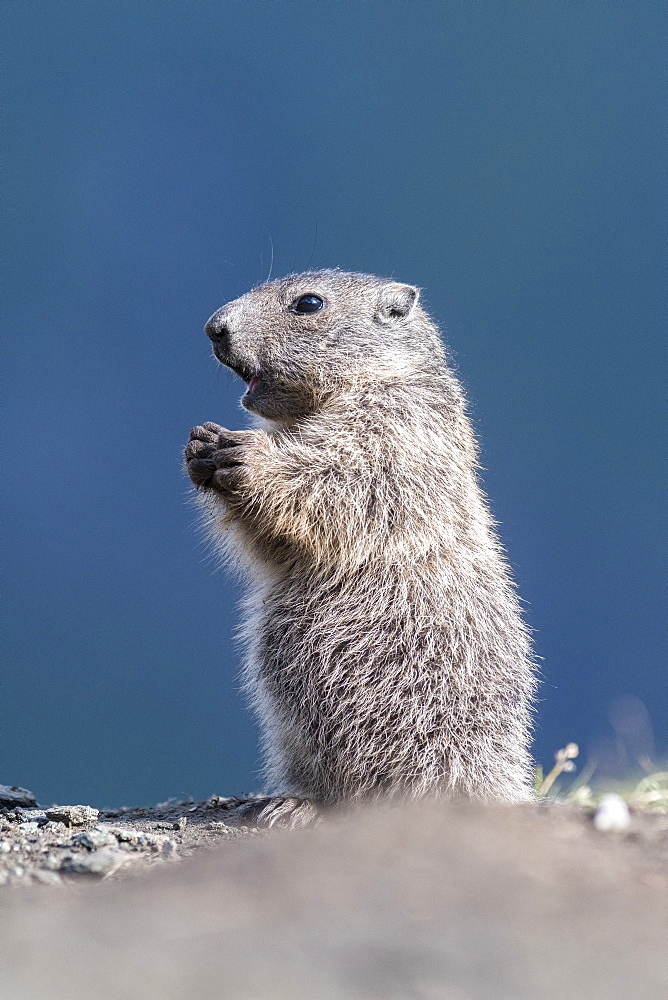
205 311 229 344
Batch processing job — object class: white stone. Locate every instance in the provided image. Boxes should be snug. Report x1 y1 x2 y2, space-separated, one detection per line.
593 793 631 833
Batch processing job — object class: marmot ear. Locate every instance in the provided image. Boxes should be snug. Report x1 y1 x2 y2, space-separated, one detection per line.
375 283 420 323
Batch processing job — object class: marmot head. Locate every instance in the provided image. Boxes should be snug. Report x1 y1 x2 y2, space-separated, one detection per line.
204 270 444 421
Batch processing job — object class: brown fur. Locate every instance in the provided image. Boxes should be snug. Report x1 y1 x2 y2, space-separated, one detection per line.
185 270 537 810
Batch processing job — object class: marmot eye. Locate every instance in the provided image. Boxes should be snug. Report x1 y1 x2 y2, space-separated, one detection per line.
293 294 324 315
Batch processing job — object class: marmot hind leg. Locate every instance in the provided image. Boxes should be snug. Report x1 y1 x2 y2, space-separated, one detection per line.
235 796 320 829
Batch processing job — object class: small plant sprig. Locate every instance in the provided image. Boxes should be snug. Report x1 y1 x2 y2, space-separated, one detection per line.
535 746 668 812
535 743 579 797
627 771 668 813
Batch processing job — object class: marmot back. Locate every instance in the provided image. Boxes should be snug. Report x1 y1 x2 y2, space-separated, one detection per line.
185 270 537 808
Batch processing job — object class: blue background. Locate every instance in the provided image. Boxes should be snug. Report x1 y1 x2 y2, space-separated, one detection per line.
3 1 665 806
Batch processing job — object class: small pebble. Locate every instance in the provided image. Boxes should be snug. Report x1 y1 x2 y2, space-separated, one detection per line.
106 826 139 843
105 827 174 852
134 832 176 853
60 848 126 877
45 805 99 827
593 794 631 833
18 822 40 833
72 827 118 850
18 809 47 824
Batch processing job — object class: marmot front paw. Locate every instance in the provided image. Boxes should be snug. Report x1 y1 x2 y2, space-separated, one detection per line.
185 422 258 492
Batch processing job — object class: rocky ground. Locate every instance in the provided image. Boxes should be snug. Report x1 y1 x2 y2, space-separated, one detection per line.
0 784 269 887
2 786 667 1000
1 781 667 890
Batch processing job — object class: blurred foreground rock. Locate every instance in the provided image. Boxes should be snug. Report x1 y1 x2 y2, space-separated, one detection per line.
1 799 667 1000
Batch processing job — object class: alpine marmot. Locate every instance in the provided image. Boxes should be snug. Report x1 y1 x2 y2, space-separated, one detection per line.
185 270 536 822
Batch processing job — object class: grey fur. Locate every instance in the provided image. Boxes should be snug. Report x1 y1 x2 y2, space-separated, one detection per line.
185 270 537 805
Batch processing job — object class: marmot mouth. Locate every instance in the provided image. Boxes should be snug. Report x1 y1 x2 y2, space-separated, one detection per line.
222 357 264 396
218 354 257 385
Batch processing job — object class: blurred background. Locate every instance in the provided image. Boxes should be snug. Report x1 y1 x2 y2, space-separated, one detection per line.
3 1 665 807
